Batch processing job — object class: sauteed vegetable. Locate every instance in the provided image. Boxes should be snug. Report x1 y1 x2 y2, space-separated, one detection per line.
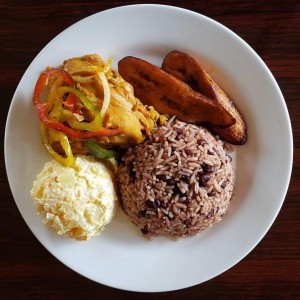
33 54 162 166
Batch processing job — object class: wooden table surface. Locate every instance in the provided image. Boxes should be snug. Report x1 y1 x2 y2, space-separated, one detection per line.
1 1 299 299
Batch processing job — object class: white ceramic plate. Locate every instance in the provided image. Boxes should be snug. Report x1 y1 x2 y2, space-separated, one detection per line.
5 4 293 292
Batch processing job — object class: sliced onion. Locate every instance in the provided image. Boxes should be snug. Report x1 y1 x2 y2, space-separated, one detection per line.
111 91 133 110
98 72 111 117
102 57 112 74
71 75 95 83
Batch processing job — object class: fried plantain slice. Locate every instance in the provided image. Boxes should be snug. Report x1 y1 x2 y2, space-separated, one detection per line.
162 50 247 144
118 56 235 128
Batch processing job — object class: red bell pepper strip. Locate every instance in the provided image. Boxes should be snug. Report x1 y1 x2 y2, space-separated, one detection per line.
33 68 77 108
38 105 123 138
63 95 81 114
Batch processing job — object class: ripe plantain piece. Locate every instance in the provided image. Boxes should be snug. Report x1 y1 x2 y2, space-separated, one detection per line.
118 56 236 129
162 50 247 144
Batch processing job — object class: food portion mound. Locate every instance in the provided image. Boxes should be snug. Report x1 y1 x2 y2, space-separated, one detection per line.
117 117 234 239
31 156 118 240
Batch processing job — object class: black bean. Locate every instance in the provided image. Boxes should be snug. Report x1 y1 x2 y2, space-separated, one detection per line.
221 182 227 188
141 227 149 234
197 139 207 146
176 127 183 132
203 164 215 173
138 210 147 217
146 200 156 208
155 200 161 208
167 178 176 186
180 175 190 183
202 174 210 182
160 202 168 209
173 184 185 196
208 191 216 197
157 174 167 181
199 174 210 186
175 127 183 137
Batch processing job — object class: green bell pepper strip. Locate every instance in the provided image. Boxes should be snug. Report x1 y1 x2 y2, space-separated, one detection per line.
86 139 117 159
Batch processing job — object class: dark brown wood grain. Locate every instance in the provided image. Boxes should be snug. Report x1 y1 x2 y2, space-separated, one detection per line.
1 0 299 299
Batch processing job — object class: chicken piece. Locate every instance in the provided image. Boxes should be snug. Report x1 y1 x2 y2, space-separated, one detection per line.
118 56 235 128
162 50 247 144
62 54 161 151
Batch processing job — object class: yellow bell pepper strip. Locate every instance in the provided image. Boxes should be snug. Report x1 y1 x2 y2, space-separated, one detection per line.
86 139 117 159
58 86 102 131
40 124 74 167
